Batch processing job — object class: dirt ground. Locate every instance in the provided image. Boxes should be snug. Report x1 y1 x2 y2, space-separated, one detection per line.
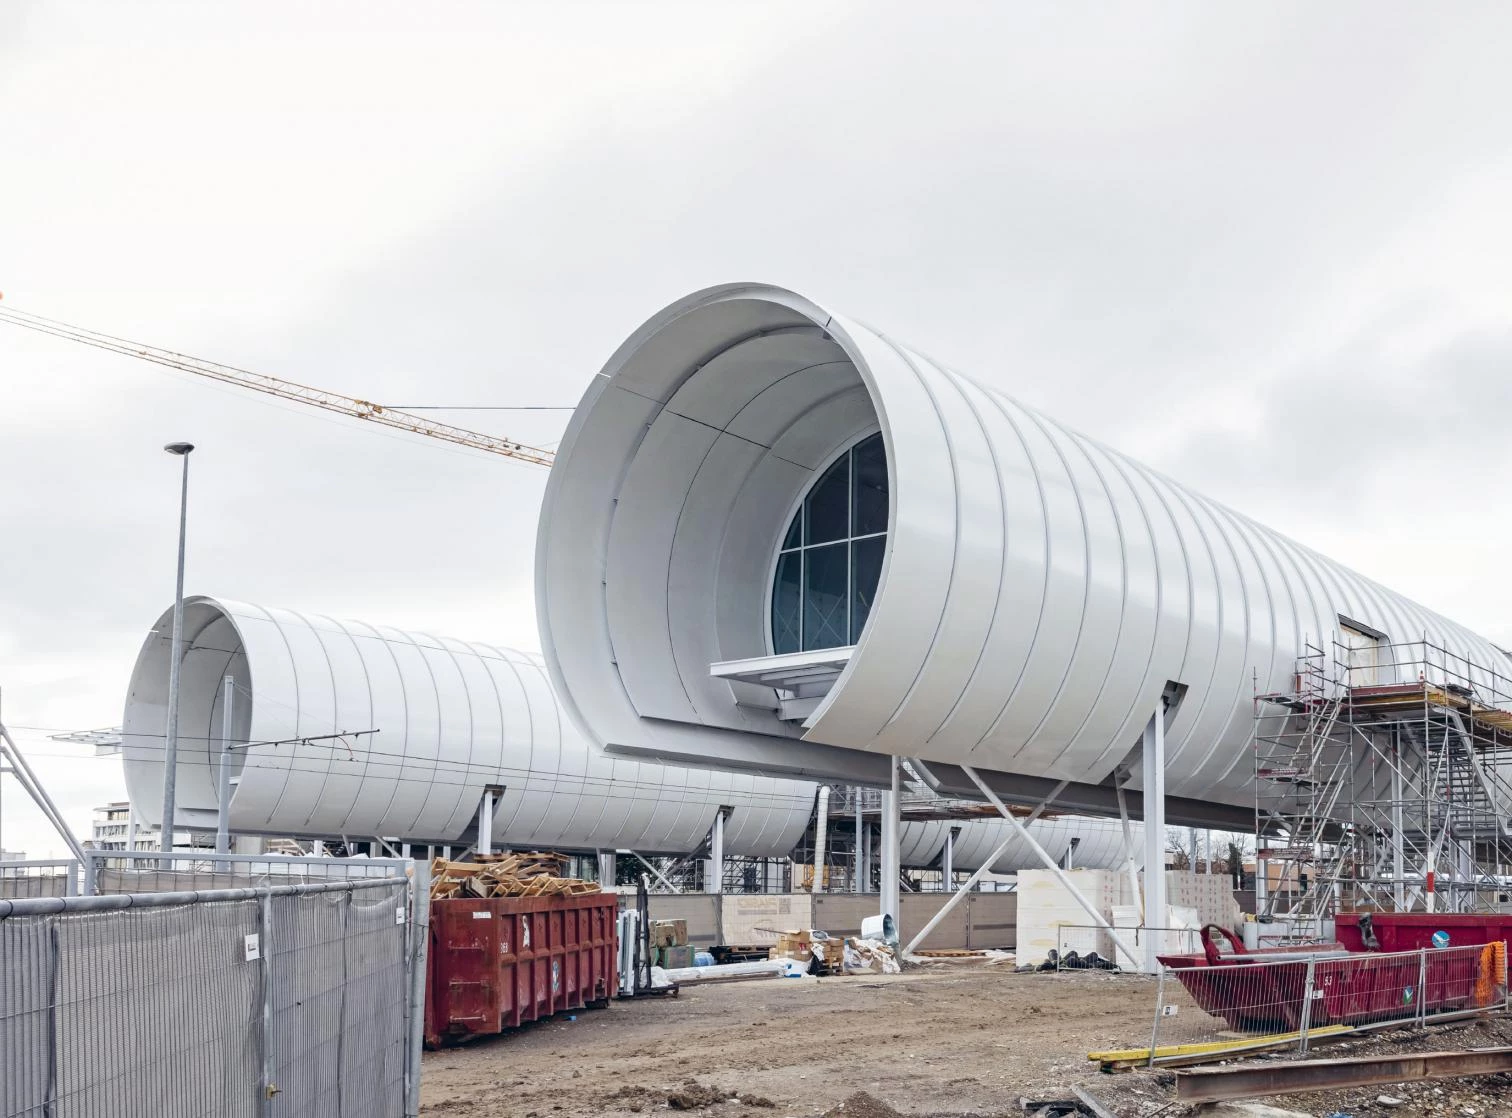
420 965 1512 1118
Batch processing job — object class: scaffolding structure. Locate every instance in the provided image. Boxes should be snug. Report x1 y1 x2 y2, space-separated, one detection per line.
1255 637 1512 921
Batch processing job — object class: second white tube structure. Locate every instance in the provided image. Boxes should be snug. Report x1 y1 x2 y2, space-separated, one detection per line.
118 595 1131 874
121 596 815 855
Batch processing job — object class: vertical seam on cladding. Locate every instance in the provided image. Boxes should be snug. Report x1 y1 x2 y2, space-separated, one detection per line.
1174 499 1257 791
418 633 479 841
913 366 1008 747
980 402 1096 767
322 615 375 836
284 609 342 831
1027 414 1135 766
1237 510 1327 664
870 335 962 734
475 643 545 838
1093 456 1199 769
1277 536 1345 650
387 627 442 837
1200 506 1284 788
459 641 513 825
1075 445 1169 776
352 620 411 837
1145 472 1227 769
250 604 305 830
963 390 1054 757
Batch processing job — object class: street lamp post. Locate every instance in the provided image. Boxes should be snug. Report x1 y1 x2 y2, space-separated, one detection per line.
160 442 194 865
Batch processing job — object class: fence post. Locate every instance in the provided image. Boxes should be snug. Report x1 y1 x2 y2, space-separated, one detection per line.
404 858 432 1118
1298 957 1317 1055
1147 967 1166 1068
1417 949 1428 1027
261 889 275 1118
82 852 97 896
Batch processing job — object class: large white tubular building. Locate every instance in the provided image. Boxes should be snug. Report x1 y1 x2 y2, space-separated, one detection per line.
119 596 1129 873
536 283 1509 832
121 597 814 855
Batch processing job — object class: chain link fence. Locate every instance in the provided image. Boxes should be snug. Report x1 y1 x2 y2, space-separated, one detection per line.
1 854 429 1118
1149 942 1508 1065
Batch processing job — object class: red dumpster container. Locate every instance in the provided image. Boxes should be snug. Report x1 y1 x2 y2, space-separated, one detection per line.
425 892 618 1047
1336 912 1512 953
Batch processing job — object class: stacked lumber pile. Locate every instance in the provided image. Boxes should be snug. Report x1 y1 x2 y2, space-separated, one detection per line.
429 851 602 901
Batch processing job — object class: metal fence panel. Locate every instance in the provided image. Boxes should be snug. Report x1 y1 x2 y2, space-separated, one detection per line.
0 918 53 1118
1150 943 1508 1062
55 900 263 1118
0 861 78 900
1 876 417 1118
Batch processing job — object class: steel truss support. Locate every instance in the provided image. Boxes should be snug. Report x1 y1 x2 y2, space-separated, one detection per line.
960 764 1141 970
0 695 86 862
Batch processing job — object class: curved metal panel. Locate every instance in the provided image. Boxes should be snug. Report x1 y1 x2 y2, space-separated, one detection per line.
120 596 816 855
537 283 1511 812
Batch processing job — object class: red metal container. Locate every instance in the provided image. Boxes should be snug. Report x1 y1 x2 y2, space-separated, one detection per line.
425 892 618 1047
1336 912 1512 953
1157 925 1496 1032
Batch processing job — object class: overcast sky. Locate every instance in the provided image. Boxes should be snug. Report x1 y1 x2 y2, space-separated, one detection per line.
4 3 1511 857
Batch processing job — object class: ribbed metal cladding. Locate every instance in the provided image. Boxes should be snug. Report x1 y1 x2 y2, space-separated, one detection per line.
120 597 816 855
537 283 1511 811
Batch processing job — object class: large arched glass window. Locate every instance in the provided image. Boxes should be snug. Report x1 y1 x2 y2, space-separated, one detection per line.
771 432 887 654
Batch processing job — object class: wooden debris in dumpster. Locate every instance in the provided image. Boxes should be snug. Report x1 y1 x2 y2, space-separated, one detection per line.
428 851 602 900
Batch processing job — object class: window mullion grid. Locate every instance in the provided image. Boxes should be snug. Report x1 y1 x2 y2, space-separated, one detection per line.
844 445 854 649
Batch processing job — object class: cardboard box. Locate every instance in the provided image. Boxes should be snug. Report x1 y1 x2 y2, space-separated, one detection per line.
768 929 812 961
650 919 688 948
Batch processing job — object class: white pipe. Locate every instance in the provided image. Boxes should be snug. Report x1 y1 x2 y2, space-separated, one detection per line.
813 787 830 893
660 960 786 983
960 765 1141 970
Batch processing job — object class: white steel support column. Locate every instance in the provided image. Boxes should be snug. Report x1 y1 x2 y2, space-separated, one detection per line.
961 765 1140 970
879 756 900 922
1142 706 1168 974
476 790 494 856
942 827 955 890
1115 772 1143 915
215 675 234 854
853 791 864 894
598 850 616 888
705 810 725 894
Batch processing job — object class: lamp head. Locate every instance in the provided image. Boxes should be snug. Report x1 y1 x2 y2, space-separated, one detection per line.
163 442 195 456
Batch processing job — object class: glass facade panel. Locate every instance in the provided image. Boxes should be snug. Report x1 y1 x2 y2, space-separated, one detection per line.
803 543 849 651
850 536 885 643
851 432 888 536
772 434 889 654
803 454 849 545
772 551 802 654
